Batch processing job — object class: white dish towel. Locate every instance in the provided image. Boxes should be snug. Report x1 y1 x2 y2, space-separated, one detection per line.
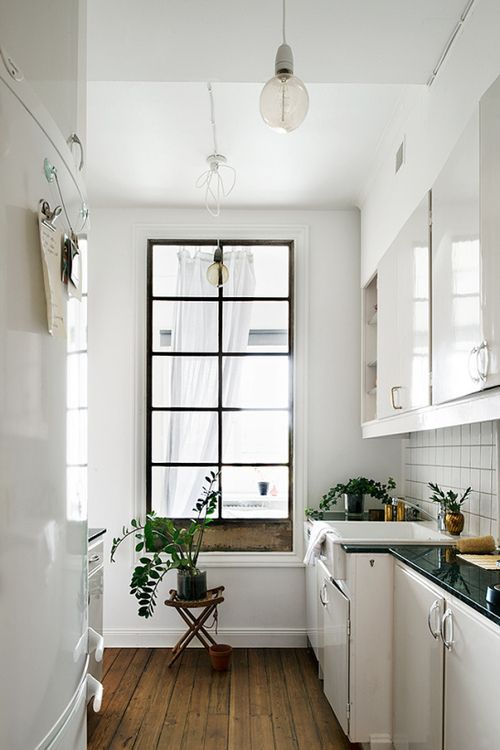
303 522 332 565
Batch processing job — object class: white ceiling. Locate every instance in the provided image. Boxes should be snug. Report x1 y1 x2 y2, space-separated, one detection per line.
86 0 470 209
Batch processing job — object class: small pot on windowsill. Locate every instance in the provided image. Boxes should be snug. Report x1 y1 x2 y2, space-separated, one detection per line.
445 512 465 536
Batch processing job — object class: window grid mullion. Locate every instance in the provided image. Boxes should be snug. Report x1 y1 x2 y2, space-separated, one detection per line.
147 239 293 526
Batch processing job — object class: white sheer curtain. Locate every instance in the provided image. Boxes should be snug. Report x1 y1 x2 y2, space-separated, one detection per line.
163 246 256 517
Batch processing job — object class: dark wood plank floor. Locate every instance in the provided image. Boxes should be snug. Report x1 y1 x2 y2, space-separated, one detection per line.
87 648 360 750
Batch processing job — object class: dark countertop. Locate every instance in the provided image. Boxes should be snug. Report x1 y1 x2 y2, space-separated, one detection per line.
88 527 106 543
342 542 500 628
390 545 500 628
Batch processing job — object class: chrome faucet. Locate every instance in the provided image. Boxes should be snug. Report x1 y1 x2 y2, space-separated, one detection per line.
403 499 444 530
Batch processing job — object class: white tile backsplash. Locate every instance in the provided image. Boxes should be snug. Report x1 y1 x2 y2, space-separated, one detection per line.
404 421 499 540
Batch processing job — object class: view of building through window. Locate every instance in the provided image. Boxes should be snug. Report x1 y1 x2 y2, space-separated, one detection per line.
147 241 293 521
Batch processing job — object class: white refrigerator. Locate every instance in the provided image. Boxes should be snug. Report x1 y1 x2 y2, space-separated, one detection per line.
0 49 102 748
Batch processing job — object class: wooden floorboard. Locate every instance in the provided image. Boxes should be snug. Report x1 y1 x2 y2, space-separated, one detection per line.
88 647 359 750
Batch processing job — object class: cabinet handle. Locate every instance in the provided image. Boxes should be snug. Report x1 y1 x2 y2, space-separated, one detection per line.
89 554 100 563
476 340 489 383
468 345 480 383
68 132 84 171
427 599 441 640
441 608 454 650
319 581 328 607
390 386 403 410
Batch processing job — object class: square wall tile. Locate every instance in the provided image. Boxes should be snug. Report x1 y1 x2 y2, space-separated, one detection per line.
471 422 481 444
481 421 493 445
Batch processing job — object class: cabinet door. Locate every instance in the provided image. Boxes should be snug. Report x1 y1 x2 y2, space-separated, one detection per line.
393 564 444 750
377 196 430 417
444 599 500 750
397 195 431 411
305 558 319 658
377 244 400 418
323 577 350 736
317 559 330 676
432 111 482 403
479 74 500 389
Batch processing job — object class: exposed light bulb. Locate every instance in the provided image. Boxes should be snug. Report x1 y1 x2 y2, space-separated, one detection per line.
207 245 229 287
260 66 309 133
260 1 309 134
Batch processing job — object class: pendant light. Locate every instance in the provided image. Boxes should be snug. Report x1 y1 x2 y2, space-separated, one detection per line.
206 242 229 287
260 0 309 133
196 83 236 217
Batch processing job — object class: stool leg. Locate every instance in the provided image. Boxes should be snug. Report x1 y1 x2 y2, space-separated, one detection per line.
168 603 218 666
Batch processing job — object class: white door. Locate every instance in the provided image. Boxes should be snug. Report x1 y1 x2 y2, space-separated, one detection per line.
479 74 500 389
323 577 350 736
443 598 500 750
432 111 482 404
377 243 400 418
393 564 444 750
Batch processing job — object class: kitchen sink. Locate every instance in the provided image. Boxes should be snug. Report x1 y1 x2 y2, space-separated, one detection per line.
323 520 455 545
318 521 455 583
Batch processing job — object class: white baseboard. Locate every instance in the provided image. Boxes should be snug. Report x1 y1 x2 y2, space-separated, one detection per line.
104 627 307 649
367 735 393 750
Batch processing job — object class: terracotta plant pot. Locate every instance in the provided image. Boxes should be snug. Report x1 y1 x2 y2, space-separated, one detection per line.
209 644 233 671
445 512 465 536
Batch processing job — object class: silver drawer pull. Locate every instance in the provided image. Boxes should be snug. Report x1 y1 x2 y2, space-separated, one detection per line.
89 554 100 563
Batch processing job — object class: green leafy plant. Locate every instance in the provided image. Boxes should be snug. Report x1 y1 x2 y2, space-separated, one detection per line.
428 482 472 513
316 475 396 514
110 471 219 618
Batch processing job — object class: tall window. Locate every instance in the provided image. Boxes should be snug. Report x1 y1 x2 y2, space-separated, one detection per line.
146 240 293 543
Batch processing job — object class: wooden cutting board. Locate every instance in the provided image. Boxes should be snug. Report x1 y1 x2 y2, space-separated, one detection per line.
457 554 500 570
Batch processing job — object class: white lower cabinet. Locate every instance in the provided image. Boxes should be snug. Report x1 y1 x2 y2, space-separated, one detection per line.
393 562 500 750
443 597 500 750
323 577 350 736
315 553 394 747
393 563 444 750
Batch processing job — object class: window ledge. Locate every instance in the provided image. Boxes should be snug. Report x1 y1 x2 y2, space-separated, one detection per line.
198 551 305 568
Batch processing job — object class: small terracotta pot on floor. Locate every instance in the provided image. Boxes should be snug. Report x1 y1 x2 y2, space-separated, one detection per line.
209 644 233 671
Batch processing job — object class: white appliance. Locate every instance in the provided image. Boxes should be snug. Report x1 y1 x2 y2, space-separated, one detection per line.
0 49 102 748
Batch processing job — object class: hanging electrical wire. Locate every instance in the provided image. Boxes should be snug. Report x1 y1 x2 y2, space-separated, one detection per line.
195 83 236 217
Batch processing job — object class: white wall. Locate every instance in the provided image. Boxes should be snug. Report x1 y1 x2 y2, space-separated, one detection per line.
88 207 401 647
360 0 500 285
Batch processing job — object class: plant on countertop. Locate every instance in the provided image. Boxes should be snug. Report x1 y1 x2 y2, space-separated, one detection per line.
305 476 396 518
428 482 472 513
110 471 219 618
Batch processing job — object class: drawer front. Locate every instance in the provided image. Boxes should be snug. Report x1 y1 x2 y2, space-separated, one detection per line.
88 540 104 576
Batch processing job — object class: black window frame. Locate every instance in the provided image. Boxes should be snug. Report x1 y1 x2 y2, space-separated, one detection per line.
146 238 294 527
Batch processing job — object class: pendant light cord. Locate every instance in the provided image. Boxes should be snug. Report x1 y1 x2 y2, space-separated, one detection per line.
282 0 287 44
207 82 218 154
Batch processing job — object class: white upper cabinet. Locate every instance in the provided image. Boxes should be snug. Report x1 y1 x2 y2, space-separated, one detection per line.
432 112 482 404
479 75 500 392
377 194 430 418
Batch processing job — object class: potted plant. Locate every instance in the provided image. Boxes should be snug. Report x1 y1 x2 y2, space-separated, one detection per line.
428 482 472 536
311 476 396 517
110 471 219 618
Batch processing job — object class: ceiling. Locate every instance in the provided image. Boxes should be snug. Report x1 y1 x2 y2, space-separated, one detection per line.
86 0 471 209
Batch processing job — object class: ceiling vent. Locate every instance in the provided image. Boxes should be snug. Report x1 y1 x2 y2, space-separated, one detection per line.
395 138 405 174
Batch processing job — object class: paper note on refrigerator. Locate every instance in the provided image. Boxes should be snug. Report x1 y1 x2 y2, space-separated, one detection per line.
38 201 66 336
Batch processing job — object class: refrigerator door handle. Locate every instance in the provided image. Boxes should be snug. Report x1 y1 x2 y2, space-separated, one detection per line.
86 674 103 712
88 627 104 662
